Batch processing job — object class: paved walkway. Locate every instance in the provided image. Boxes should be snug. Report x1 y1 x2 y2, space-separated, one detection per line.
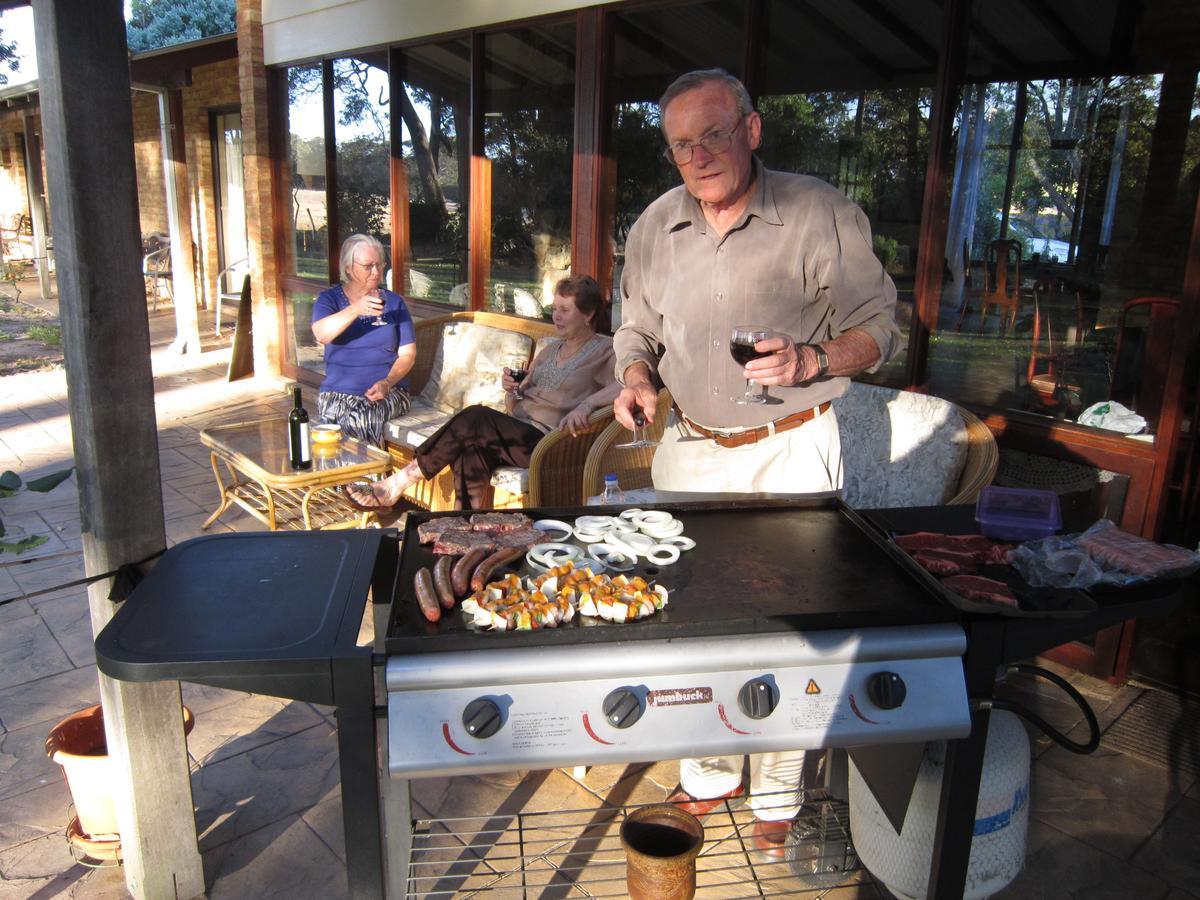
0 291 1197 898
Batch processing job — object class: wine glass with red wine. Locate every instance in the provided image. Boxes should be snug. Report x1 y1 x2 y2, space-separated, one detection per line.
731 325 782 405
504 355 529 395
614 403 660 450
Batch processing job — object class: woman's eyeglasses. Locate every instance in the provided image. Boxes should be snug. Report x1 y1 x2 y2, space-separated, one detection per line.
355 260 383 272
663 117 745 165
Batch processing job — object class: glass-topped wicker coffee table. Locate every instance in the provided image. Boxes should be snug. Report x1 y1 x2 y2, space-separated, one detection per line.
199 419 393 531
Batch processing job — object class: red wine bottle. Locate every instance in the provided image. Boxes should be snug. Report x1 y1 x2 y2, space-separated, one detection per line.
288 384 312 469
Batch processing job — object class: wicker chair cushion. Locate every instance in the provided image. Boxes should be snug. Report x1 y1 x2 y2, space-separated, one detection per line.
832 382 968 508
382 399 455 448
416 322 534 415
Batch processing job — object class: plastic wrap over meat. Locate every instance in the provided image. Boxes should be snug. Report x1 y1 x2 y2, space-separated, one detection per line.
1011 519 1200 589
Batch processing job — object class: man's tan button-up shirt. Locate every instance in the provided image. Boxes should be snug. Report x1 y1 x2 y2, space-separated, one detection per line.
614 161 902 429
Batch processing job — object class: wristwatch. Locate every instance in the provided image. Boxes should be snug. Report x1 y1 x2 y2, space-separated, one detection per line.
807 343 830 379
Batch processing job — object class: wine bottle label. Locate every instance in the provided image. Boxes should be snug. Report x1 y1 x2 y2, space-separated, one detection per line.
298 423 311 462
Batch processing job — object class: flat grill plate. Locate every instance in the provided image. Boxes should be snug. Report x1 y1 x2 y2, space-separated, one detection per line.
385 498 955 654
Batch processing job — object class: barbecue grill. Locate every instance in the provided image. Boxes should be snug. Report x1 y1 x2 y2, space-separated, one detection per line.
94 498 1186 899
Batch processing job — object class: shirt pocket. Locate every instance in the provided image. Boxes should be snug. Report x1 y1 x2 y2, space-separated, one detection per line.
737 279 807 338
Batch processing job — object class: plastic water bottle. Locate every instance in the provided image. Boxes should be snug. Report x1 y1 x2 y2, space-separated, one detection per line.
601 473 624 505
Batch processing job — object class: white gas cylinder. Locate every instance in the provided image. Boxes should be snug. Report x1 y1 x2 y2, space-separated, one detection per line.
849 710 1029 900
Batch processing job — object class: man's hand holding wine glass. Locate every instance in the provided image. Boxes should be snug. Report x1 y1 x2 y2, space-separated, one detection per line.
738 334 820 388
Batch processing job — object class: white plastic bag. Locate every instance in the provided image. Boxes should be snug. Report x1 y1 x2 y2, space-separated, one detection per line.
1076 401 1146 434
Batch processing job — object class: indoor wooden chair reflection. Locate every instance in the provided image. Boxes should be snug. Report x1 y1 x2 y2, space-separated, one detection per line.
958 239 1023 335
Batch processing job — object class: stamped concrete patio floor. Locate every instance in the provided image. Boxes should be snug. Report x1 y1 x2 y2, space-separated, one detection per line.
1 301 1198 899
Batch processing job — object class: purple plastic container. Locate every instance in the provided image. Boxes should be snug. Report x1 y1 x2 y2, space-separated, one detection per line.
975 485 1062 542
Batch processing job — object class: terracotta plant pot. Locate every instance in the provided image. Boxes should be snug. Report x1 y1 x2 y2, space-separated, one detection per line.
620 803 705 900
45 704 195 841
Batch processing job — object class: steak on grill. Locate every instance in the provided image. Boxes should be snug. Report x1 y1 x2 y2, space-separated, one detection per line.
470 512 533 533
417 517 471 545
433 530 497 556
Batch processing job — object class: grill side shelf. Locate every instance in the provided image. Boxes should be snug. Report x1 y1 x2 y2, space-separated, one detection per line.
95 529 384 704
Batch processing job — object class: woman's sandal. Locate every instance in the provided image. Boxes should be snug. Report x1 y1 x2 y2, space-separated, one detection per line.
342 482 396 512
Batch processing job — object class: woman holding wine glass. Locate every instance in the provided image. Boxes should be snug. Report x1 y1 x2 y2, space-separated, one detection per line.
346 275 620 511
311 233 416 447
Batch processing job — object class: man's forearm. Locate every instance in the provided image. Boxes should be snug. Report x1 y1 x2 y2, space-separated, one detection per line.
800 328 880 382
622 361 656 389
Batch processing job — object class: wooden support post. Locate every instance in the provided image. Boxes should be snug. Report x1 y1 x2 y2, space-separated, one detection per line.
32 3 205 898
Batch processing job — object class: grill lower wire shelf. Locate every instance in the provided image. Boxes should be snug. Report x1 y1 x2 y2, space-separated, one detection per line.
406 790 882 898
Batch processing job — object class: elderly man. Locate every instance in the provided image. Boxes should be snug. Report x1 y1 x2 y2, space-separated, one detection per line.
612 68 902 857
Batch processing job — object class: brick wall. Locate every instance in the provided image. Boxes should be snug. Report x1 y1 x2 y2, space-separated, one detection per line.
183 57 240 310
130 57 239 309
132 92 168 239
0 122 30 232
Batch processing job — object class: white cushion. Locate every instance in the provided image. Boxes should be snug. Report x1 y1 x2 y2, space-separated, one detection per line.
490 466 529 493
832 382 968 508
416 321 534 415
382 399 455 448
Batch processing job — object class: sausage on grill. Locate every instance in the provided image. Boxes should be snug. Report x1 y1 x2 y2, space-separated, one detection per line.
433 555 457 609
470 547 525 593
452 547 490 597
413 567 441 622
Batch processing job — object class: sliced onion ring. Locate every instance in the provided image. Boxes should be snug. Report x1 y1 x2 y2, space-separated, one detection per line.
532 518 573 540
588 543 636 571
641 519 685 539
618 508 644 521
632 510 673 526
529 542 582 568
621 532 657 553
645 545 682 566
575 515 617 531
572 529 609 543
659 535 697 551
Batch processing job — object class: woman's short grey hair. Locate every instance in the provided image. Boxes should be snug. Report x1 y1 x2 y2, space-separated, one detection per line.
339 233 386 283
657 68 754 137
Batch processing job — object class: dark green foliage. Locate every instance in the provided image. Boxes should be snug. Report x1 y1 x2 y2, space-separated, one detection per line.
127 0 236 53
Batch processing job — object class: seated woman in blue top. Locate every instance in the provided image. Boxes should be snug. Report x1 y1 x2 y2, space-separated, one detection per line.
311 234 416 447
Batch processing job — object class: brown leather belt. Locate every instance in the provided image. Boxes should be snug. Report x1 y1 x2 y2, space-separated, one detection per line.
678 402 832 449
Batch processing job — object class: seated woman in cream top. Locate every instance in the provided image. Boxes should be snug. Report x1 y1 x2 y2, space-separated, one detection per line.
346 275 619 511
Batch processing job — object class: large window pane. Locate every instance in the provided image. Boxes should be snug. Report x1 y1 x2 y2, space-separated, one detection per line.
482 23 576 318
284 63 328 374
396 40 471 307
334 54 391 264
929 0 1200 443
287 63 328 282
757 0 942 383
609 0 746 326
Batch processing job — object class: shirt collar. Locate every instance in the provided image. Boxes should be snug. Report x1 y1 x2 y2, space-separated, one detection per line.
663 157 783 234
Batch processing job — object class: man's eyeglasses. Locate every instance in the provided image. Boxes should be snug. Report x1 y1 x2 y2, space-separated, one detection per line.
663 117 745 165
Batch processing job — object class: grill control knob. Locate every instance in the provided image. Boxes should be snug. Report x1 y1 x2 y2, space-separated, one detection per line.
463 698 503 739
867 672 907 710
738 678 778 719
603 688 643 729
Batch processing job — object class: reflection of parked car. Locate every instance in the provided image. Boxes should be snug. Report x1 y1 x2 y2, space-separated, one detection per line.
1003 218 1071 262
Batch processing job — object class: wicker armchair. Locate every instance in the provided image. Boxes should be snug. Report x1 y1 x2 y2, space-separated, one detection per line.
579 387 997 507
384 310 615 511
580 389 674 502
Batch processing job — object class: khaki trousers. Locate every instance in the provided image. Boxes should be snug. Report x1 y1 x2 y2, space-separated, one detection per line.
653 404 842 821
